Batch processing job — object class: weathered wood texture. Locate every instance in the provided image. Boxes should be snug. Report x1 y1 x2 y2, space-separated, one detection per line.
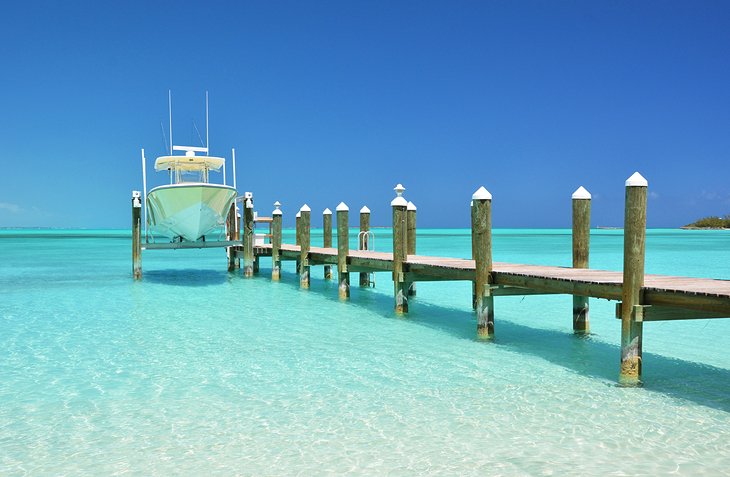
620 182 647 386
299 208 311 288
337 207 350 299
572 197 591 333
359 210 371 287
470 202 476 309
226 204 238 271
615 303 730 322
295 214 301 274
472 197 494 338
251 242 730 315
271 212 282 280
392 204 408 314
323 211 333 280
406 205 417 296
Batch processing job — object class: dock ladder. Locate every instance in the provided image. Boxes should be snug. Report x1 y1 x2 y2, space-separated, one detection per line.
358 230 376 287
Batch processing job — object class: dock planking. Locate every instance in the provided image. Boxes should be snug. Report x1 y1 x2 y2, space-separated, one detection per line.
252 243 730 315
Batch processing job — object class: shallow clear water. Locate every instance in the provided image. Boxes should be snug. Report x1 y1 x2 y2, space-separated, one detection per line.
1 228 730 475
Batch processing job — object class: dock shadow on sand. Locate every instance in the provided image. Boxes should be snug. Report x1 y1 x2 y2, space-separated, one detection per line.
268 267 730 413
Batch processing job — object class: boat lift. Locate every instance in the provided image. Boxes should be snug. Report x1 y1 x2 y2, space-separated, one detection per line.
136 146 243 251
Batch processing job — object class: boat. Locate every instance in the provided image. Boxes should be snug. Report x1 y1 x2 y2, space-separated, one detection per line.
146 150 236 241
142 93 238 242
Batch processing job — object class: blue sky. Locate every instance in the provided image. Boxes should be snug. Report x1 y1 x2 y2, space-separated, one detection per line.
2 1 729 228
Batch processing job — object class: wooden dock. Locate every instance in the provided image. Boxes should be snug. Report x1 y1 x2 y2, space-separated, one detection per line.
253 244 730 318
132 174 730 385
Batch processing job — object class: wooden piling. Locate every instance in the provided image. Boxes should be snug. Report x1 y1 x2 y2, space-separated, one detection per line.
299 205 311 289
226 203 236 239
359 206 371 287
243 197 255 277
323 208 333 280
226 204 237 271
572 186 591 334
234 180 730 383
132 191 142 280
392 184 408 314
295 212 301 275
234 206 240 241
620 172 648 386
470 200 476 309
406 201 417 297
336 202 350 299
472 186 494 339
272 202 282 281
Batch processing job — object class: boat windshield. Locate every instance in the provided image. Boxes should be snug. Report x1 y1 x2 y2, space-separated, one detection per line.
154 156 225 185
177 168 208 183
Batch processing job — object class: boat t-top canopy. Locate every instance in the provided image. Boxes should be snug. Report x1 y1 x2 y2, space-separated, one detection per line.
154 155 225 172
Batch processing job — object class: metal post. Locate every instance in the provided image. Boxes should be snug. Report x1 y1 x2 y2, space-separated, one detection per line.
141 149 148 242
132 191 142 280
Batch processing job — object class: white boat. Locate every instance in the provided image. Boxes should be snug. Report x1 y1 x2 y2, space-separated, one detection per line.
146 152 236 241
142 92 238 243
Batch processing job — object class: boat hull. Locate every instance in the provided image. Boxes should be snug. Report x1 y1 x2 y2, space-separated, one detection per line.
146 183 237 242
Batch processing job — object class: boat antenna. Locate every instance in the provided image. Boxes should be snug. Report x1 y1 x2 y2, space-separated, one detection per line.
205 91 209 153
193 121 204 147
160 122 169 154
168 90 173 157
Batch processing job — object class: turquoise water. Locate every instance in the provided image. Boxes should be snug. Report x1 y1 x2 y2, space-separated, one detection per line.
2 228 730 475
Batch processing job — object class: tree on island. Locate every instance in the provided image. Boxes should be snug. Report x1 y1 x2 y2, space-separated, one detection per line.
684 215 730 228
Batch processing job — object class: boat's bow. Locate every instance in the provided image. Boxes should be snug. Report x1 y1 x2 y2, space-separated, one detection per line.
147 183 236 241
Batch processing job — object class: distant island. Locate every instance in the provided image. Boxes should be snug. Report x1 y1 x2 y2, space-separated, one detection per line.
681 215 730 229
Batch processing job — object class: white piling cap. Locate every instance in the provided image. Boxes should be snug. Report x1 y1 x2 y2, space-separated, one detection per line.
274 200 281 207
323 208 332 215
391 183 408 207
336 202 349 212
625 172 648 187
360 206 370 214
407 201 417 211
572 186 592 200
295 211 301 218
472 186 492 200
272 201 282 216
300 204 311 212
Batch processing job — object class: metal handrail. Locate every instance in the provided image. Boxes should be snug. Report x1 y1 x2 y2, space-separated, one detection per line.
358 230 375 251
